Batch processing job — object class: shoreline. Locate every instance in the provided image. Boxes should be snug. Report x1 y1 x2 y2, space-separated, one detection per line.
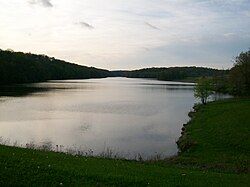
0 98 249 186
176 104 199 154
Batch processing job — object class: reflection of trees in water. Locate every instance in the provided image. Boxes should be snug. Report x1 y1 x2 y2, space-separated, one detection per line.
0 85 50 97
141 85 194 91
0 83 86 97
0 98 6 103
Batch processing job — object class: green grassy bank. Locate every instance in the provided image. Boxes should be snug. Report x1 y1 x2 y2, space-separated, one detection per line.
176 98 250 173
0 98 249 186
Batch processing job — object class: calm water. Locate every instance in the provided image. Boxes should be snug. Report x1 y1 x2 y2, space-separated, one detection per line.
0 77 195 158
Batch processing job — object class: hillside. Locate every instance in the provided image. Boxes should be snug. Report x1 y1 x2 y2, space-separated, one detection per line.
0 49 231 85
0 49 110 84
114 67 229 82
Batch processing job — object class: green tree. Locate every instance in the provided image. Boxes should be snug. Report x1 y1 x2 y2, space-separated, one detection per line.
194 77 214 105
0 49 111 85
229 50 250 96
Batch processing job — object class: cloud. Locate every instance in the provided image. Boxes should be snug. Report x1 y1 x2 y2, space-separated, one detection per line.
1 0 249 70
145 22 160 30
28 0 53 8
78 21 94 29
223 33 236 38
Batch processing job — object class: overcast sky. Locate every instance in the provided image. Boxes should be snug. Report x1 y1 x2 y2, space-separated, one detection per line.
0 0 249 70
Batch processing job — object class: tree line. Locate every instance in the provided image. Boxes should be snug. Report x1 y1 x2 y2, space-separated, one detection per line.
119 67 228 82
0 49 110 85
1 48 249 98
194 50 250 104
111 50 250 99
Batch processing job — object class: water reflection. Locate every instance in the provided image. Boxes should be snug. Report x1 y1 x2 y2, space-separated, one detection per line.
0 84 50 97
0 77 196 159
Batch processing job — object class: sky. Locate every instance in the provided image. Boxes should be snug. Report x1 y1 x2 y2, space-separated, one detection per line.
0 0 249 70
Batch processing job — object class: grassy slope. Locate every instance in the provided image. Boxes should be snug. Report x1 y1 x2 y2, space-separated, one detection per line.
0 99 249 186
176 98 250 173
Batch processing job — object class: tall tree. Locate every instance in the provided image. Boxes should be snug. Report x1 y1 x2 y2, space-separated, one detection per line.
229 50 250 96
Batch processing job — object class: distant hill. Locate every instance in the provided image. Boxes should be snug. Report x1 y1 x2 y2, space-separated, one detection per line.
111 67 229 82
0 49 229 85
0 49 110 84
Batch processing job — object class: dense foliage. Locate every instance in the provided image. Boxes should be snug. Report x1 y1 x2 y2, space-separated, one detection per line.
229 50 250 96
192 50 250 97
0 49 110 84
1 48 248 97
194 77 213 104
119 67 228 81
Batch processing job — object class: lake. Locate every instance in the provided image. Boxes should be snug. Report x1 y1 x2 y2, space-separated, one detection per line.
0 77 195 159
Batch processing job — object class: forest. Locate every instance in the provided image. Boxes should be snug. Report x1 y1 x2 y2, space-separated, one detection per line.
0 49 230 85
0 49 110 84
113 50 250 96
1 49 249 96
119 66 228 81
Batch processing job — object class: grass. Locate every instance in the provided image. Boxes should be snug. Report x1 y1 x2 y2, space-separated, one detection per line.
176 98 250 173
0 98 249 186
